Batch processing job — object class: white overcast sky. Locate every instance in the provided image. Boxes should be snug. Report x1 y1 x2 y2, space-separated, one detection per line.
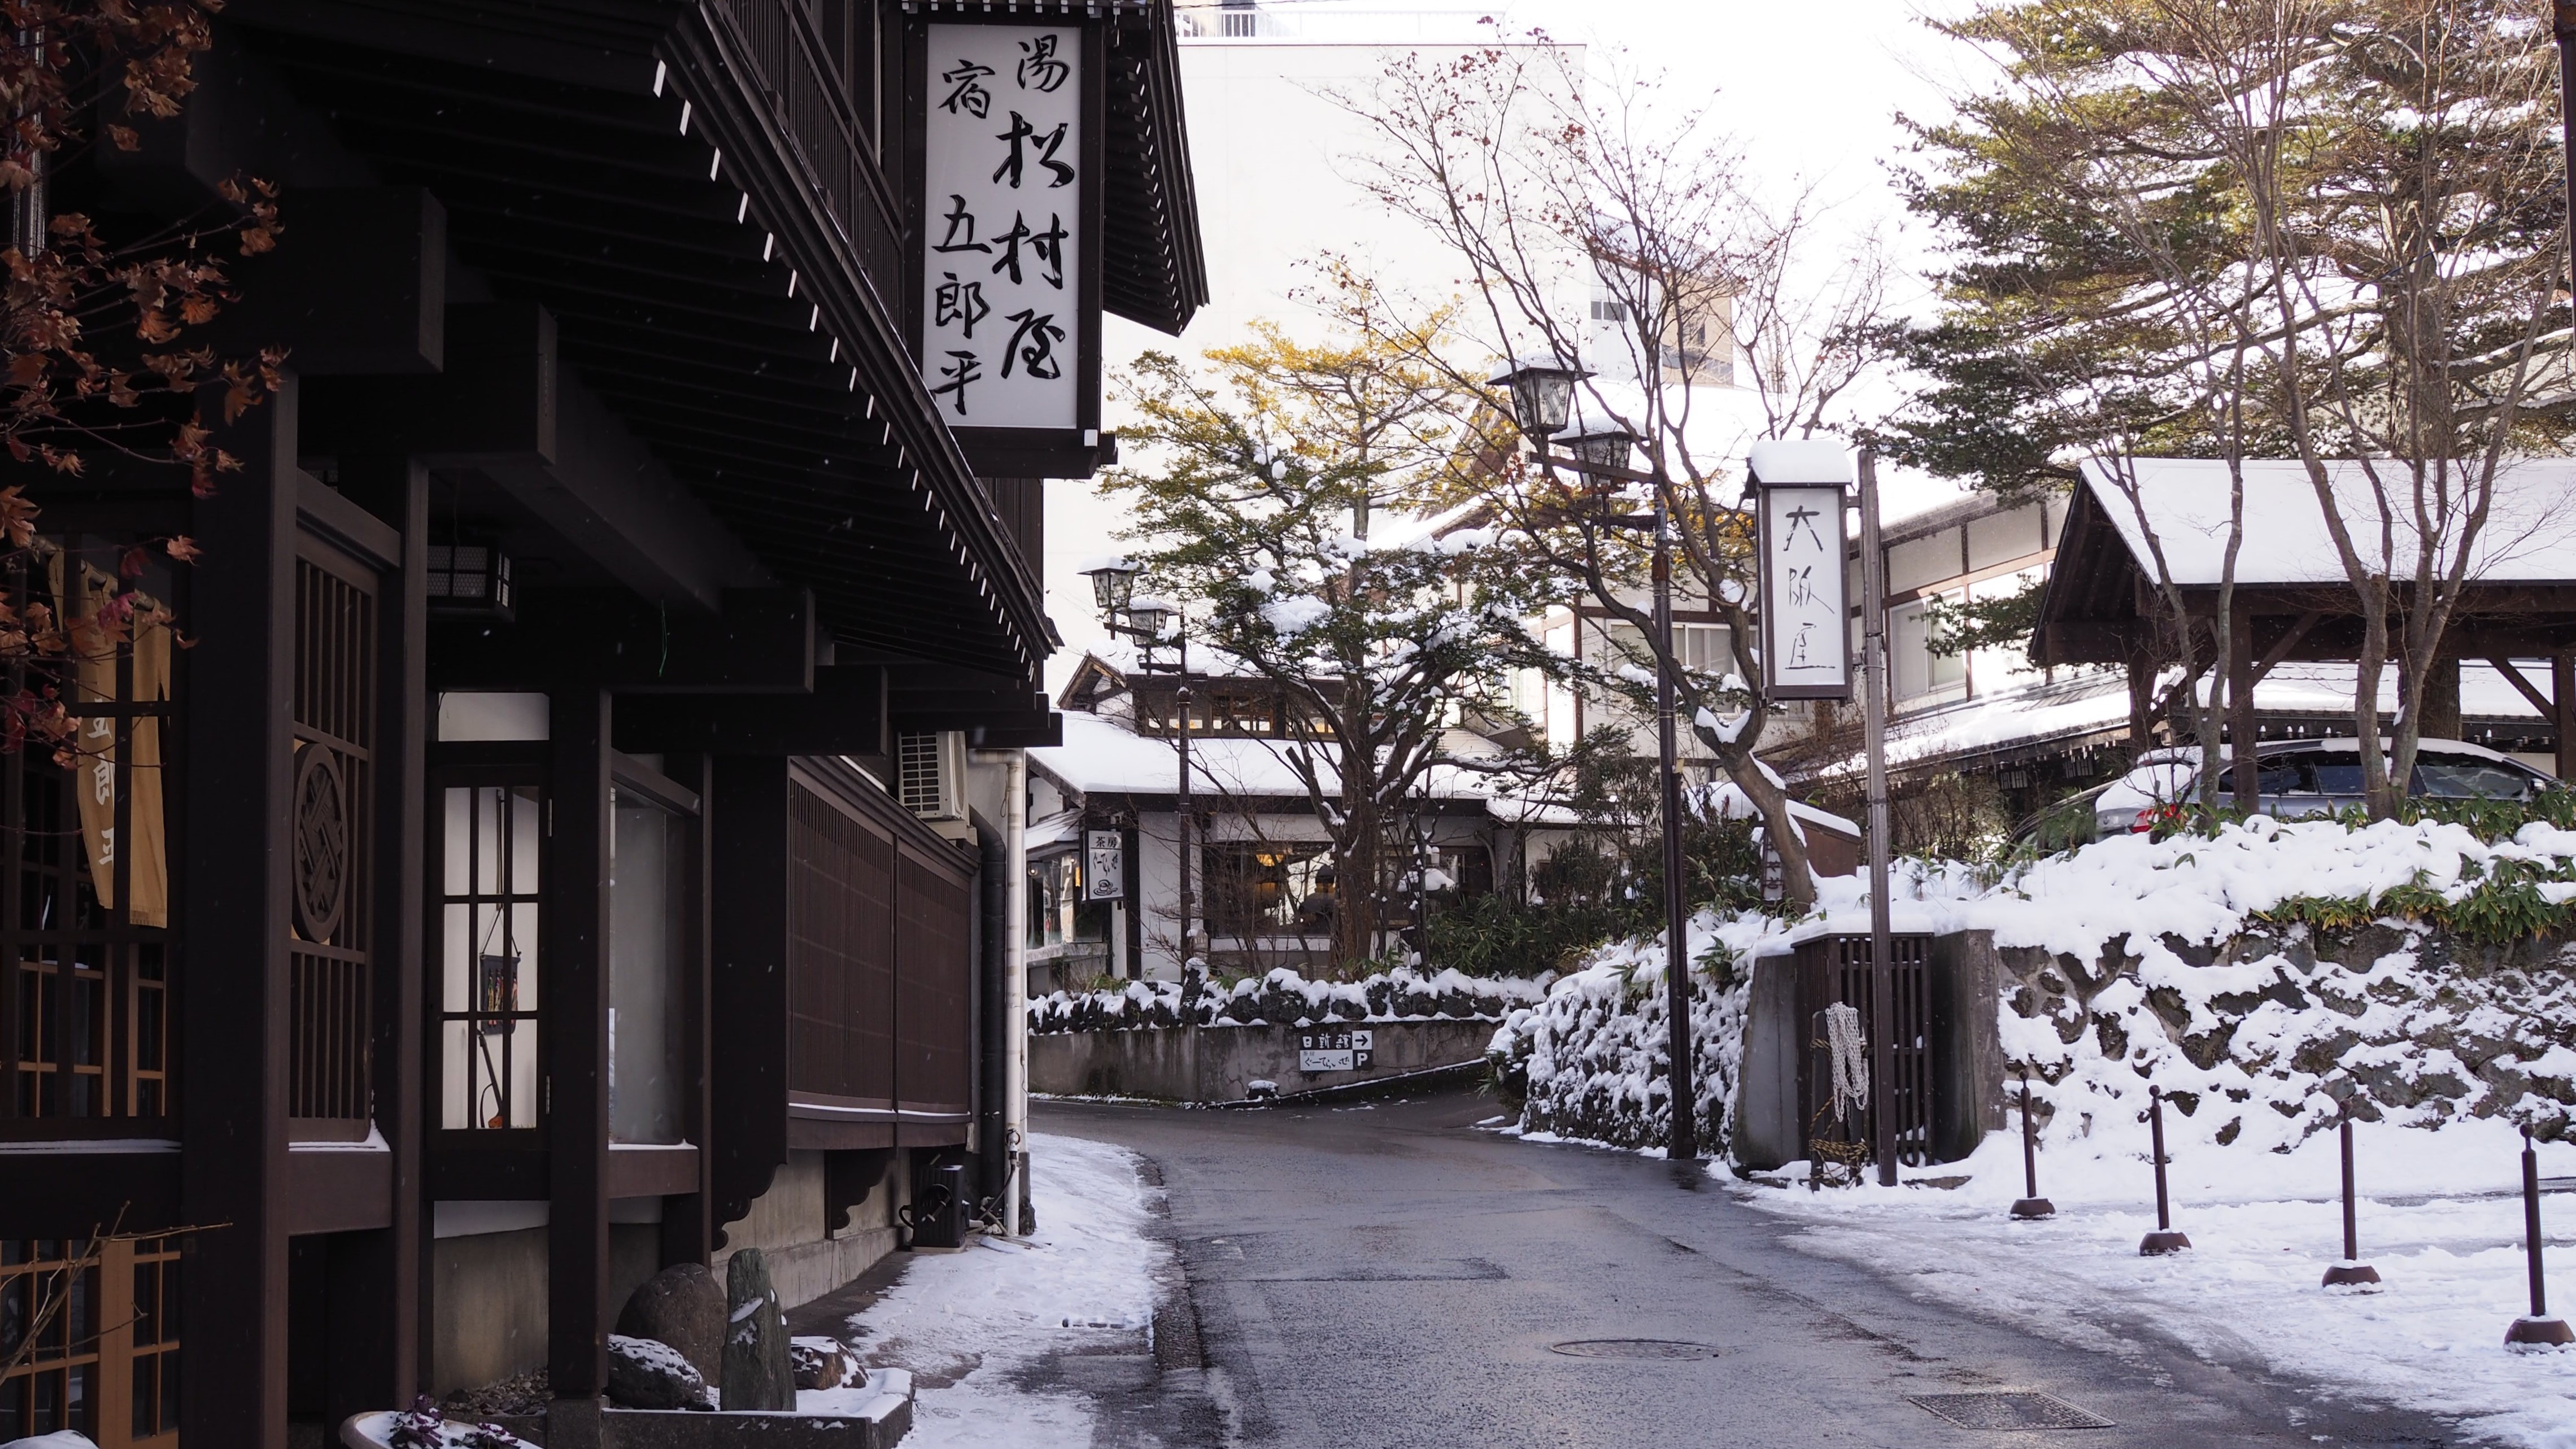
1048 1 1990 672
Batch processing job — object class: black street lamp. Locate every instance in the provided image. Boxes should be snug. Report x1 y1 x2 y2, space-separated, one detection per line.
1491 361 1698 1172
1083 564 1198 976
1488 357 1588 439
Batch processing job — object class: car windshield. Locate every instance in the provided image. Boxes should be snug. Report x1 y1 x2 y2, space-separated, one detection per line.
2414 753 2533 800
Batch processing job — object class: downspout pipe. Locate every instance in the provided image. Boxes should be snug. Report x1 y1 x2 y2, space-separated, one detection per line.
1002 750 1031 1233
973 809 1008 1223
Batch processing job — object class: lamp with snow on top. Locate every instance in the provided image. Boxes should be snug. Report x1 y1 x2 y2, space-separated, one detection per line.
1083 558 1138 613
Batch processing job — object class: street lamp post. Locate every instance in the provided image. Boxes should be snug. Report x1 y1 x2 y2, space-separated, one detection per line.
1085 565 1197 978
1493 361 1698 1168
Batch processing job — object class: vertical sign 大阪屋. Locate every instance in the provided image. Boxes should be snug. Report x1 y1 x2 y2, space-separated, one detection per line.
921 24 1082 431
1755 483 1851 699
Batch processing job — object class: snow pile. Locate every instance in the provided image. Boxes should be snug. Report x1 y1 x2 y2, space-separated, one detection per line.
1496 814 2576 1159
842 1133 1162 1447
1030 963 1548 1033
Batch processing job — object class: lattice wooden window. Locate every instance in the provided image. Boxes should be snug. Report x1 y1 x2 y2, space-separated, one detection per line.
437 779 543 1131
0 1234 182 1448
290 553 377 1134
0 536 177 1132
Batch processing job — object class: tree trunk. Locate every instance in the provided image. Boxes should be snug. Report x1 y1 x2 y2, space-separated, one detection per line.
1723 744 1817 911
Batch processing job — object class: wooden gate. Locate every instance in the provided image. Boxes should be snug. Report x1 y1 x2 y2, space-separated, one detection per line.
1793 933 1934 1168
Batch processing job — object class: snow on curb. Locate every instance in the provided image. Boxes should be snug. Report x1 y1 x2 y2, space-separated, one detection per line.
839 1132 1162 1447
1737 1157 2576 1447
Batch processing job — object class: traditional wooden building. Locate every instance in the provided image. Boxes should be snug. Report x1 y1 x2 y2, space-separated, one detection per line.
0 2 1202 1445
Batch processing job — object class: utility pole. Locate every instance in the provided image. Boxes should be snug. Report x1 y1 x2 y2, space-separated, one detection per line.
1858 448 1897 1186
1176 623 1195 976
1653 490 1695 1166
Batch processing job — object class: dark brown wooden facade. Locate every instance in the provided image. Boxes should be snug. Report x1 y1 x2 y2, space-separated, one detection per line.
0 2 1202 1445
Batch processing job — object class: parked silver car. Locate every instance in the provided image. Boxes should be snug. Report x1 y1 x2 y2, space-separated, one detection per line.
2091 737 2555 835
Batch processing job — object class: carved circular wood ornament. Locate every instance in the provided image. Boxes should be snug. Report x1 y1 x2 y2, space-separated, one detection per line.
293 745 348 942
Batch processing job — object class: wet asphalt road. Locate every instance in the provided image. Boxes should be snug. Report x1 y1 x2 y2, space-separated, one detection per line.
1036 1090 2459 1449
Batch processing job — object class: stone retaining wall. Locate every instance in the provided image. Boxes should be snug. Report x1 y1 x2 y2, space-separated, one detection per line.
1030 1019 1502 1103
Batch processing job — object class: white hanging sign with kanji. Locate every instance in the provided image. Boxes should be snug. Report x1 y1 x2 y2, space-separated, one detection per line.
920 24 1083 430
1755 483 1851 699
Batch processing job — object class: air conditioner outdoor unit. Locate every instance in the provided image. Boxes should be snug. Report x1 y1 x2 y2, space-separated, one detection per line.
897 731 967 822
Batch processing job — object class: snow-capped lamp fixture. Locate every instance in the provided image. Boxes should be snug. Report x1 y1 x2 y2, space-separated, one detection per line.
1083 559 1139 613
1558 423 1637 474
1121 599 1175 639
1489 356 1588 439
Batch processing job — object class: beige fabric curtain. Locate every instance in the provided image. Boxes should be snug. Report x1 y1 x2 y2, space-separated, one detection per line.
58 554 170 927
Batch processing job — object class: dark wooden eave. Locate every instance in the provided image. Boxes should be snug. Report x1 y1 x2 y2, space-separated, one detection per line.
229 0 1058 677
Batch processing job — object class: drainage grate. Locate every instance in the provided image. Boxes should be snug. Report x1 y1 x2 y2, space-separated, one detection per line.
1907 1392 2116 1430
1548 1339 1725 1360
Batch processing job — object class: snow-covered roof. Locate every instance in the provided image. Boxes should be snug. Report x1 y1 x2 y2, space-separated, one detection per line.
1028 710 1501 802
1818 658 2554 778
2078 457 2576 586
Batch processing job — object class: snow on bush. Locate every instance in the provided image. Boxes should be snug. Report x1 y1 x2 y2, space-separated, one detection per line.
1496 813 2576 1167
1028 963 1545 1033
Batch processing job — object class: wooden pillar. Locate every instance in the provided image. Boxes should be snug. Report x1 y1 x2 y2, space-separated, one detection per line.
2556 653 2575 783
316 454 430 1416
180 375 299 1449
548 686 613 1429
661 751 715 1270
708 757 790 1239
2229 613 2259 812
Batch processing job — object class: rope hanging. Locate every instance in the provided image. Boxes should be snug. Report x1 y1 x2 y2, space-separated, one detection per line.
1825 1002 1869 1126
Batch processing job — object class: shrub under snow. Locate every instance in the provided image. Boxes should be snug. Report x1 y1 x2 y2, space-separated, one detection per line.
1028 963 1546 1034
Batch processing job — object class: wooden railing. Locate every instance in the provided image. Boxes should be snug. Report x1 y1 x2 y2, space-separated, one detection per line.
702 0 908 316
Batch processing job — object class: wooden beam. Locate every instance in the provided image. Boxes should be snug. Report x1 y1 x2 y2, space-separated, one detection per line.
2490 656 2555 715
429 587 817 694
616 665 888 756
2251 611 2323 686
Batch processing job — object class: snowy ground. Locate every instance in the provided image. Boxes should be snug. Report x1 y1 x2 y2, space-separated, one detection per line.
1737 1119 2576 1448
838 1132 1163 1448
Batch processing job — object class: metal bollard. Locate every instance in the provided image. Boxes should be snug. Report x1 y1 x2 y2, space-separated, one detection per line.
2507 1125 2572 1347
2321 1117 2380 1289
2138 1085 2190 1256
2011 1066 2053 1221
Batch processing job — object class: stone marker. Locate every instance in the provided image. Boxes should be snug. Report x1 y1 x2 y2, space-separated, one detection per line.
721 1248 797 1412
614 1262 725 1382
605 1333 710 1411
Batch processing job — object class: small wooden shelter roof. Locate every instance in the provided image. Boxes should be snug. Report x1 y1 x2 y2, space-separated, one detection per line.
2034 457 2576 667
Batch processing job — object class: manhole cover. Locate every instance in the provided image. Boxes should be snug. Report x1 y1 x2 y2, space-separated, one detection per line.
1548 1339 1725 1360
1907 1391 2116 1430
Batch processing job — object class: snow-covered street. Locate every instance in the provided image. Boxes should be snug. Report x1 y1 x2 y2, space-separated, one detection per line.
836 1133 1167 1447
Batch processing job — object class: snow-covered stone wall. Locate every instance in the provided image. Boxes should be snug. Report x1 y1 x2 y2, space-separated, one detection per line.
1493 814 2576 1162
